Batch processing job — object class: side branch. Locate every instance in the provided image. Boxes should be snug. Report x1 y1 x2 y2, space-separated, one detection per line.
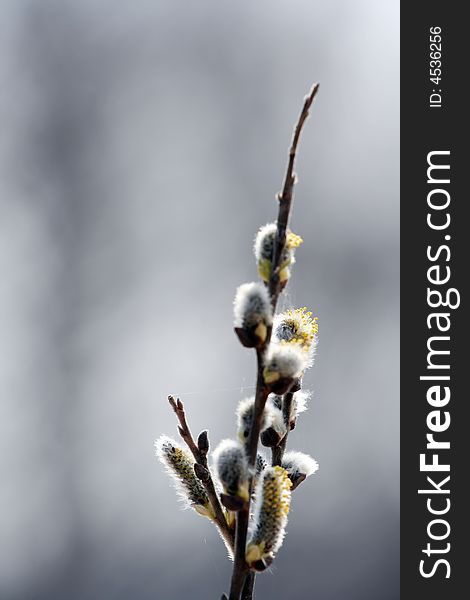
168 395 235 550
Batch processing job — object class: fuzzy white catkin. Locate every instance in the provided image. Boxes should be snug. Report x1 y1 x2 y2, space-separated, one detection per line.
267 390 310 430
236 396 270 443
272 309 318 365
253 223 295 282
282 451 319 479
155 436 211 514
260 401 288 447
254 223 278 262
253 223 293 264
246 466 292 566
236 397 255 443
213 439 248 499
262 403 287 437
291 390 310 418
233 282 272 329
284 389 311 427
264 343 308 381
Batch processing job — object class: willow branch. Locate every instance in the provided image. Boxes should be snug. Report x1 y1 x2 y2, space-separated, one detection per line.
271 390 294 467
269 83 320 308
168 395 235 550
228 83 319 600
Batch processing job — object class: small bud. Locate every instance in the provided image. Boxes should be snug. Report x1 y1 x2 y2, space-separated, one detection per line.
197 430 210 455
246 466 292 569
236 396 268 444
282 451 319 490
234 282 272 347
254 223 303 283
155 436 214 518
213 439 249 501
263 343 308 394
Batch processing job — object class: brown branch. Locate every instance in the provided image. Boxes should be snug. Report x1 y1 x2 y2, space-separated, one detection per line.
228 83 319 600
169 395 200 457
246 350 270 468
229 350 267 600
241 572 256 600
269 83 320 308
271 390 294 467
168 395 235 551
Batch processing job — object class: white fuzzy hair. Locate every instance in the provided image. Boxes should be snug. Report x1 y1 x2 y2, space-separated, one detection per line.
282 451 319 478
265 343 308 379
233 282 272 328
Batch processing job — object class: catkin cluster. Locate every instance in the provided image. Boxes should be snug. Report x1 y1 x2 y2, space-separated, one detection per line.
156 218 320 577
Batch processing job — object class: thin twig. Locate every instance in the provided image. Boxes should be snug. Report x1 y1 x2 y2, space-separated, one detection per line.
169 395 200 457
228 84 319 600
271 390 294 467
168 395 235 551
269 83 320 308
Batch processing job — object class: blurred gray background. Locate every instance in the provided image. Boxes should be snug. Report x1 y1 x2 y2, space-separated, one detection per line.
0 1 399 598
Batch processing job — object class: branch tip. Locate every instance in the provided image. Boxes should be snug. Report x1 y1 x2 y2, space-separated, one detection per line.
168 395 178 412
197 430 210 454
306 82 320 106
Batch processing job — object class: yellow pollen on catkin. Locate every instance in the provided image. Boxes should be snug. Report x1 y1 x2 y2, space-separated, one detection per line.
246 465 292 566
156 436 212 517
261 466 292 517
286 231 303 249
280 307 318 350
